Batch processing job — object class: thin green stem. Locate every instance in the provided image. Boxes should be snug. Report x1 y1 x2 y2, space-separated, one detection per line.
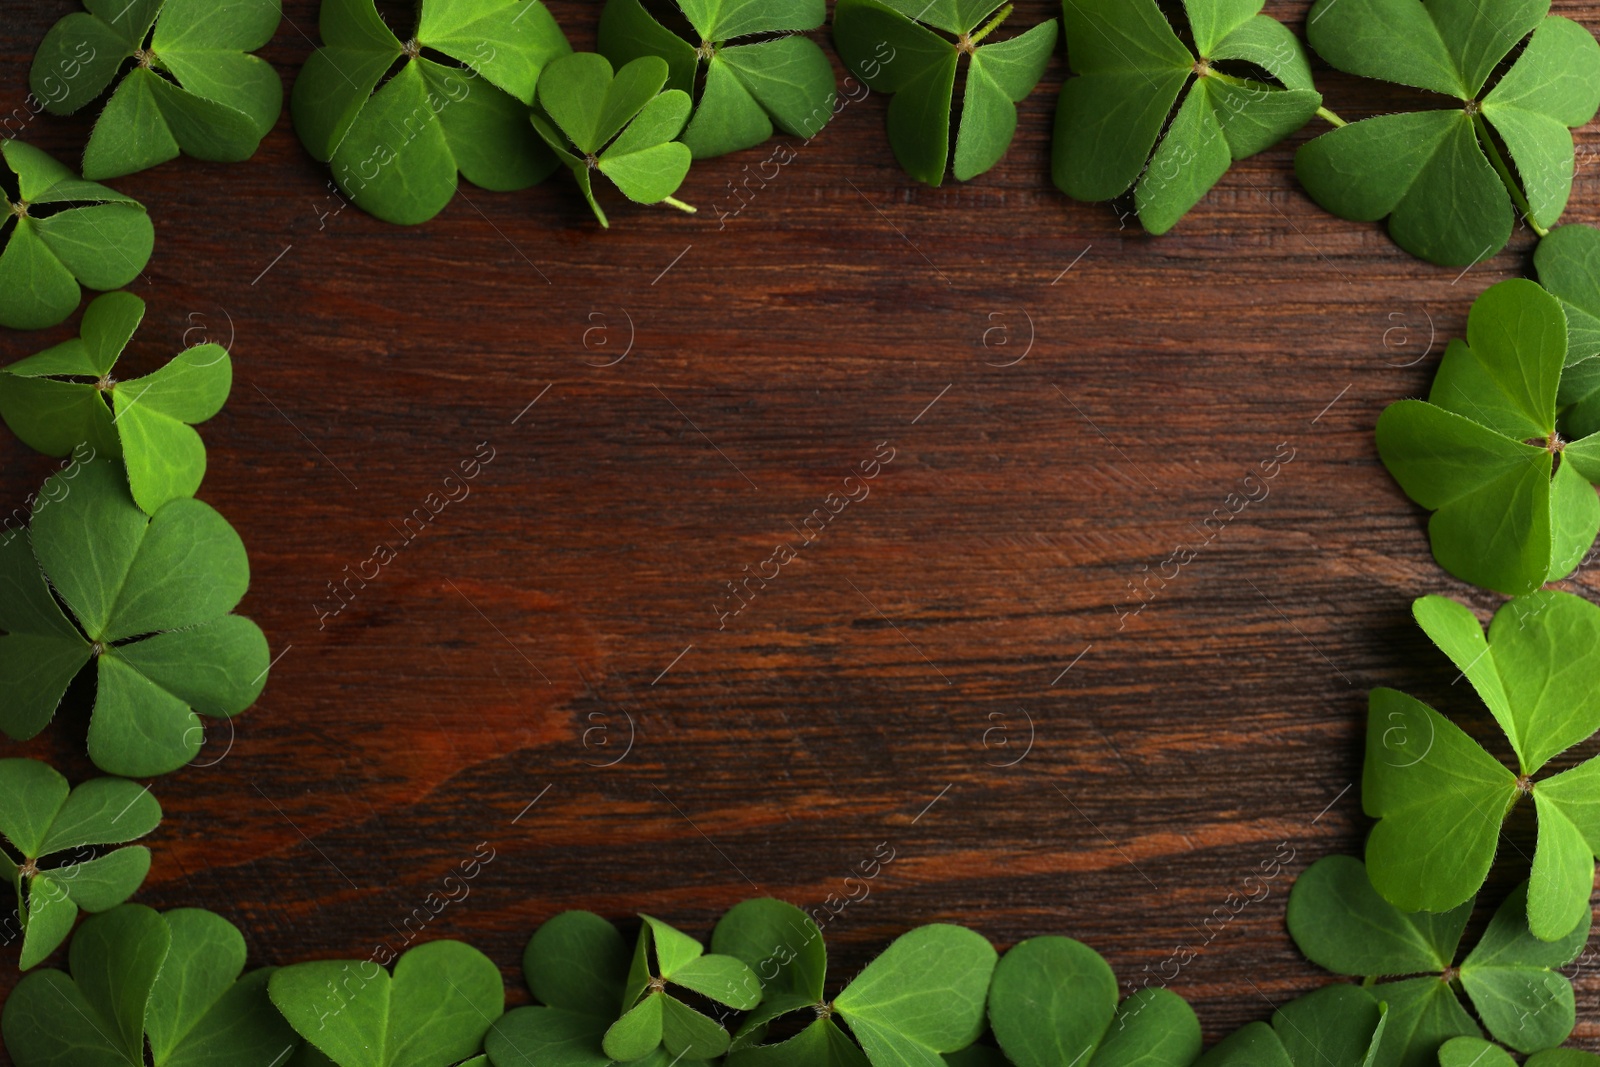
662 196 697 215
1202 69 1253 89
969 3 1012 45
1473 112 1548 238
1315 106 1347 128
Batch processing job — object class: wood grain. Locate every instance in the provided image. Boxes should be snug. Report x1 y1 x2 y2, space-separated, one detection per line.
2 0 1598 1055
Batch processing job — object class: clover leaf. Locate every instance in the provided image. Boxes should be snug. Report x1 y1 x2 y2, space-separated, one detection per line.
986 935 1202 1067
598 0 835 159
2 903 297 1067
0 758 160 971
0 456 268 778
601 914 760 1061
1365 591 1600 940
291 0 570 226
833 924 996 1066
1193 995 1391 1067
1051 0 1320 234
1534 224 1600 439
485 910 636 1067
1288 856 1588 1062
1298 0 1600 266
530 53 696 228
270 940 502 1067
833 0 1058 186
1375 278 1600 595
0 141 154 332
0 292 232 516
31 0 284 180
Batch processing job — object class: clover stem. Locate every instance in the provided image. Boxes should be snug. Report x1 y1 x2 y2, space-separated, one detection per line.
1473 112 1549 238
661 196 697 215
1315 106 1347 128
969 4 1013 46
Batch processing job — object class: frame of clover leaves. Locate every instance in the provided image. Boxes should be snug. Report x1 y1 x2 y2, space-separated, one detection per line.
2 0 1600 1065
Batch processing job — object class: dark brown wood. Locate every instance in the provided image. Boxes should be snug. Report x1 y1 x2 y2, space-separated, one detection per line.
1 0 1597 1056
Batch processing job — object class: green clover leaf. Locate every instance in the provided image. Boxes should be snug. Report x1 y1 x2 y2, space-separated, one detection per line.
1051 0 1321 234
0 758 160 971
986 935 1202 1067
291 0 570 225
0 292 232 515
2 904 296 1067
485 909 637 1067
1288 856 1588 1062
1364 592 1600 940
601 914 760 1062
0 456 268 778
833 923 996 1066
833 0 1058 186
1534 224 1600 439
270 940 503 1067
530 53 696 229
1191 993 1390 1067
0 141 153 332
1375 278 1600 595
1298 0 1600 266
598 0 835 159
31 0 284 181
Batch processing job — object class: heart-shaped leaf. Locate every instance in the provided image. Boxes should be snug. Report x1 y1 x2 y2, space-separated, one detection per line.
1270 985 1387 1067
0 292 231 514
834 0 1058 185
269 940 504 1067
0 456 268 777
834 924 996 1066
987 936 1117 1067
0 141 154 331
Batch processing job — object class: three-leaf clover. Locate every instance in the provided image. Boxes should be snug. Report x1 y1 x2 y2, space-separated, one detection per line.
1298 0 1600 266
0 758 160 970
604 914 761 1061
0 456 269 777
833 0 1058 186
598 0 836 159
1287 856 1589 1062
0 141 154 332
986 935 1202 1067
530 54 696 229
1364 592 1600 941
1051 0 1321 234
2 903 298 1066
1376 278 1600 595
0 292 232 515
292 0 570 226
832 923 996 1066
1190 985 1387 1067
1535 224 1600 439
270 940 503 1067
31 0 284 181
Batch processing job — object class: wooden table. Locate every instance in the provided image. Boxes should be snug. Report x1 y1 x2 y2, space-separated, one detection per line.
2 0 1596 1054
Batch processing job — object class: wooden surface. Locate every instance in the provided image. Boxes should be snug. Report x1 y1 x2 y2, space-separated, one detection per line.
2 0 1598 1054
